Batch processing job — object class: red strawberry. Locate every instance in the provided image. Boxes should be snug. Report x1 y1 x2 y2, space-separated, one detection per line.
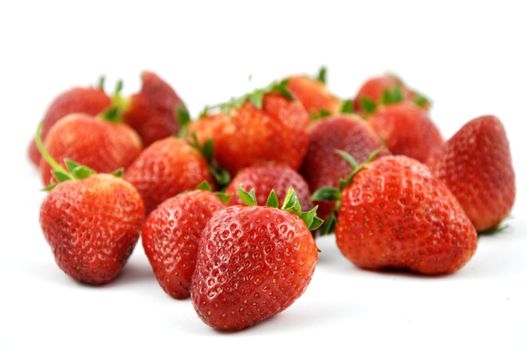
427 116 515 231
287 68 341 116
36 131 145 284
335 155 477 275
124 137 213 213
301 115 389 219
195 81 309 175
369 102 443 163
142 189 224 299
28 86 111 165
226 163 312 210
353 74 427 114
191 188 321 331
122 71 186 146
40 113 142 186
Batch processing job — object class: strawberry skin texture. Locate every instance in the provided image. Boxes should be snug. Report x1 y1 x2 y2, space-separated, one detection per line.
353 75 415 113
123 71 186 146
226 163 313 210
142 190 224 299
427 116 515 231
29 87 111 165
287 76 341 115
369 103 443 163
124 137 213 213
191 205 318 331
336 156 477 275
40 174 145 285
40 113 142 185
197 93 309 175
301 115 389 218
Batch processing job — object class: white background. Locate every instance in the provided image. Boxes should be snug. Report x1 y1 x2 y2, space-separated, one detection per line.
1 1 526 349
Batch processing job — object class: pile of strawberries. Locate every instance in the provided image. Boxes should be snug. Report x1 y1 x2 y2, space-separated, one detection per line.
30 69 516 331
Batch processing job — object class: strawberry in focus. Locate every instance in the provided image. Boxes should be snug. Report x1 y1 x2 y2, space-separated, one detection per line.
40 112 142 186
301 115 389 219
191 188 321 331
37 127 145 284
369 102 443 163
142 188 224 299
28 86 112 165
427 116 515 231
124 137 213 213
226 163 312 210
335 155 477 274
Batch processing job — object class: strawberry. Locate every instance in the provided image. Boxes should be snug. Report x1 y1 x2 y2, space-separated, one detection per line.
191 188 321 331
28 85 111 165
368 102 443 163
287 67 341 117
36 129 145 284
195 80 309 175
142 187 224 299
301 115 389 219
124 137 213 213
40 112 142 186
353 74 429 114
427 116 515 231
226 163 312 210
122 71 186 146
332 155 477 274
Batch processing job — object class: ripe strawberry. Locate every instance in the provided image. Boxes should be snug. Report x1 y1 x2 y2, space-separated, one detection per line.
427 116 515 231
122 71 186 146
195 81 309 175
335 155 477 275
226 163 312 210
301 115 389 219
142 188 224 299
28 86 111 165
124 137 213 213
368 102 443 163
40 112 142 186
191 188 321 331
287 68 341 117
36 130 144 285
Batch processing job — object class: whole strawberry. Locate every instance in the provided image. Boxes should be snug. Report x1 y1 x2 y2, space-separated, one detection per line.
226 163 312 210
369 102 443 163
353 74 428 114
195 81 309 175
191 188 321 331
334 155 477 274
37 129 144 284
124 137 213 213
142 187 224 299
40 112 142 186
28 85 111 165
287 68 341 117
301 115 389 219
122 71 186 146
427 116 515 231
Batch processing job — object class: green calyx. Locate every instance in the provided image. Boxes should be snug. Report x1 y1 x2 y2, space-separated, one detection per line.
341 99 354 114
311 148 381 235
310 109 332 121
380 85 404 105
100 80 130 124
195 180 231 204
317 66 327 85
237 186 324 231
413 94 431 108
188 133 231 188
199 79 294 117
176 107 192 137
359 96 377 114
35 123 98 191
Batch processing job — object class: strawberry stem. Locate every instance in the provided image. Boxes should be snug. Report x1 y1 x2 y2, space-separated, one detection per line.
35 123 70 176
